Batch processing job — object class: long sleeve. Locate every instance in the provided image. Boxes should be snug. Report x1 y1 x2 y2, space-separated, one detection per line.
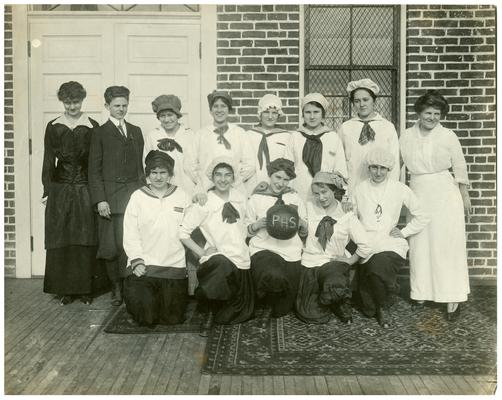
88 126 106 205
182 135 199 185
123 194 144 262
41 123 55 198
400 185 430 238
179 204 206 240
245 196 259 226
347 214 373 259
332 135 348 179
239 133 256 182
135 127 145 182
388 124 401 182
449 131 469 185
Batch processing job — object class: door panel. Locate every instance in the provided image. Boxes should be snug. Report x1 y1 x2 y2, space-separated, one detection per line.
114 23 201 135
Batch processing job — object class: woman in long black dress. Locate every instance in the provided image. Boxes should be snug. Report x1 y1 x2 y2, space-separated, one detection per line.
42 81 101 305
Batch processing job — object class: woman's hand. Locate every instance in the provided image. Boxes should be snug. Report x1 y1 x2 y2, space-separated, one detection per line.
133 263 146 277
341 200 353 213
389 227 404 239
97 201 111 219
192 192 208 206
459 184 472 216
253 217 268 231
298 218 308 237
204 246 218 257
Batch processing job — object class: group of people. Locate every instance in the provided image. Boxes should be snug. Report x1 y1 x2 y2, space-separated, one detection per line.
42 78 472 329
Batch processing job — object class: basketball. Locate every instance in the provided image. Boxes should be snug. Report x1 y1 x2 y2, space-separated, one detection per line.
266 203 299 240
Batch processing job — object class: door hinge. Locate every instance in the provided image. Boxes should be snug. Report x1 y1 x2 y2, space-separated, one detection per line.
27 40 31 58
29 138 32 155
199 42 201 59
30 236 34 252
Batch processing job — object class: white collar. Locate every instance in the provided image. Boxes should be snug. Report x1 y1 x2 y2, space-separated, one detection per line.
51 113 94 129
353 112 385 123
109 116 126 127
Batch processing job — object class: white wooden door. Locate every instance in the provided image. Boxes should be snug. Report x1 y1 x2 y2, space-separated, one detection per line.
114 22 201 133
29 21 115 276
28 18 201 276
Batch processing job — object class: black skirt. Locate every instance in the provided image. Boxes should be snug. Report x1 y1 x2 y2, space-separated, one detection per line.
43 245 108 296
296 261 351 324
251 250 301 318
353 251 406 317
123 274 188 326
195 254 254 324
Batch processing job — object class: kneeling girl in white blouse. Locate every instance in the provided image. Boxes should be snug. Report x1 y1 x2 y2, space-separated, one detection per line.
246 158 307 318
352 147 429 328
296 172 373 324
179 157 254 324
123 150 191 327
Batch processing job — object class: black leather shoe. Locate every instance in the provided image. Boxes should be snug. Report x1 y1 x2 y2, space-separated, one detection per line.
80 296 92 305
376 307 391 328
446 304 461 322
111 282 123 306
59 296 73 306
411 300 425 311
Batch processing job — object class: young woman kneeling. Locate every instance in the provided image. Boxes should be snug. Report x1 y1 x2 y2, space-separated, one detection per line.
296 172 372 324
352 147 429 328
246 158 308 317
179 157 254 324
123 150 190 327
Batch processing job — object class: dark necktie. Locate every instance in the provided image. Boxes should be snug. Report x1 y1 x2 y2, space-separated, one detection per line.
221 202 240 224
117 123 126 138
300 131 327 177
157 138 183 153
257 132 279 170
358 121 376 145
315 215 337 251
214 125 231 150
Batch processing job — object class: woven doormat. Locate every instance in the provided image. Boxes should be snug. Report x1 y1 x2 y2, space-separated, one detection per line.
203 287 496 375
104 299 211 334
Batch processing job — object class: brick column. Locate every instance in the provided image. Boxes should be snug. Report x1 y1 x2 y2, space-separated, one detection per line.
216 4 300 130
406 5 496 278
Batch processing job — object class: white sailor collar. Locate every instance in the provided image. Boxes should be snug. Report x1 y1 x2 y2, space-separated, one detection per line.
51 113 94 129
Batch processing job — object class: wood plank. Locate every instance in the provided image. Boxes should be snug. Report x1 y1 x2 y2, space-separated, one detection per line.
325 376 351 395
283 376 296 395
449 375 478 395
230 375 243 394
250 375 264 395
313 376 329 395
272 375 285 395
207 374 222 395
263 375 274 395
151 333 185 395
165 336 194 394
241 375 253 395
344 376 363 395
130 335 166 394
173 334 207 395
197 374 211 395
408 375 431 395
111 335 150 394
464 375 493 395
421 375 451 395
357 376 386 395
219 375 232 394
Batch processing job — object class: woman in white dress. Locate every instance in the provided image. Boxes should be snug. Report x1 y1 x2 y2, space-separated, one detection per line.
296 172 373 324
400 90 472 321
245 94 292 194
186 90 255 198
338 79 400 195
143 94 196 196
352 147 429 327
246 158 308 317
286 93 347 201
179 157 254 324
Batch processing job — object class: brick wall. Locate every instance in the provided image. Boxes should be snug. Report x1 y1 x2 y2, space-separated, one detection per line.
216 4 300 130
406 5 496 278
4 5 15 277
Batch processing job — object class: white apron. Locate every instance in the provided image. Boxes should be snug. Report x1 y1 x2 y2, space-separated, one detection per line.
408 170 470 302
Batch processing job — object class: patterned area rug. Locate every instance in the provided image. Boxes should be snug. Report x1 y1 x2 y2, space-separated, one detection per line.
104 299 211 334
203 287 496 375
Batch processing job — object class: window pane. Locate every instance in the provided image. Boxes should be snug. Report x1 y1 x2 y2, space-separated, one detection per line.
352 7 394 65
308 7 351 66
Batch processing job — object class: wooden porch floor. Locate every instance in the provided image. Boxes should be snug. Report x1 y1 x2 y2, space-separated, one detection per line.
4 278 497 395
